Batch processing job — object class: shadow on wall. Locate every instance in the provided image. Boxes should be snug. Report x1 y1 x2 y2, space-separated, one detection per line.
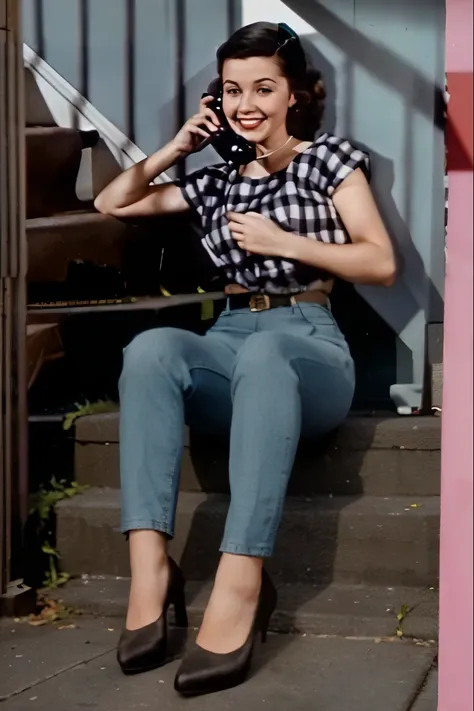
284 0 446 130
285 1 446 407
296 42 400 404
284 0 446 322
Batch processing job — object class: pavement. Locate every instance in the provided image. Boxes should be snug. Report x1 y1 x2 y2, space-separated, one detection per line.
0 615 438 710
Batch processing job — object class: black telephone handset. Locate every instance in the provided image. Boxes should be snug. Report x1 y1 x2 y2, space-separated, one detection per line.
201 88 257 167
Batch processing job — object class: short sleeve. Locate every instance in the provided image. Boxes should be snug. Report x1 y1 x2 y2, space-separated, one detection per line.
174 164 229 215
174 166 210 214
310 135 371 197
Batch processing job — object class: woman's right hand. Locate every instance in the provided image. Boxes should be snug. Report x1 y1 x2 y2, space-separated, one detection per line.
171 95 221 156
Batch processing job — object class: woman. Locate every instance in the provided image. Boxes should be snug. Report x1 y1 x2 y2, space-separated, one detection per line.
95 22 395 697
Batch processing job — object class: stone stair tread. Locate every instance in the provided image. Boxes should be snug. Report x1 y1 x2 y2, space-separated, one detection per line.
58 487 440 516
74 411 441 450
56 488 440 587
73 413 441 496
51 575 439 640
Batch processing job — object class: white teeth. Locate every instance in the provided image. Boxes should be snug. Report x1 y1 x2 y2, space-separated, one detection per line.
239 119 263 128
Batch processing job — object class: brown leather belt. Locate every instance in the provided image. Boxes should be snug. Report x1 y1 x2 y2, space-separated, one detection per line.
227 290 328 312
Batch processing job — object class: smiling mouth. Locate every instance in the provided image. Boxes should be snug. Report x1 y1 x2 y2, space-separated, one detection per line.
237 118 266 130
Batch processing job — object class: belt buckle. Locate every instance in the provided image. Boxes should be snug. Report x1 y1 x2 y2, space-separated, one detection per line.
249 294 270 312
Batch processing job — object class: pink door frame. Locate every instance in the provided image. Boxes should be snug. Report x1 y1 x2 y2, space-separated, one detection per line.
438 1 473 710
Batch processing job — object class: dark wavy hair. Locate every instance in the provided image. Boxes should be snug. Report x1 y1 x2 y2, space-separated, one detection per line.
213 22 326 141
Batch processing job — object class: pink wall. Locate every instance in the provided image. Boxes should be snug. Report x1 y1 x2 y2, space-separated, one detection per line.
438 1 473 710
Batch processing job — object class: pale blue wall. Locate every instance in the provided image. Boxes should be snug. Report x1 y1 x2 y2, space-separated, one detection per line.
281 0 445 408
21 0 445 409
22 0 239 161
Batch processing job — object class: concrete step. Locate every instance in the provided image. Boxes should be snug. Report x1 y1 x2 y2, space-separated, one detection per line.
57 488 440 588
26 127 97 218
26 211 129 284
51 576 439 640
74 413 441 497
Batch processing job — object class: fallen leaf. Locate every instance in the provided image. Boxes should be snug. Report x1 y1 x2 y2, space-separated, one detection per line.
58 624 76 630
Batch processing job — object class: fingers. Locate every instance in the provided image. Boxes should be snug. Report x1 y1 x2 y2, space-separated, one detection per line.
229 229 254 253
226 211 247 224
226 211 265 223
189 114 219 133
203 107 221 127
230 230 250 252
200 94 215 109
187 123 212 140
227 221 245 234
199 95 221 126
235 238 256 255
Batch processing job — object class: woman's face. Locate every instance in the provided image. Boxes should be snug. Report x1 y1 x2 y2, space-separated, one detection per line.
221 55 296 146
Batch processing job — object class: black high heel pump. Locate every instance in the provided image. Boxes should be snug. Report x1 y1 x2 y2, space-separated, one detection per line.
117 556 188 675
174 568 277 697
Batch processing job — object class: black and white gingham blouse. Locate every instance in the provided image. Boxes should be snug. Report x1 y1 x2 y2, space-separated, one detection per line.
176 133 370 294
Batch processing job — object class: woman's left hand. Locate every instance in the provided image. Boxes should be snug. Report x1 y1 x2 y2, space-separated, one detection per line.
227 211 294 258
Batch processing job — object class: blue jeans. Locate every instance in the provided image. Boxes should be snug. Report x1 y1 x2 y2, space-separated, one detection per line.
119 301 355 557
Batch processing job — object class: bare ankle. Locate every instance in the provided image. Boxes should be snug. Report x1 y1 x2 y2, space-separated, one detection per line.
129 530 168 578
196 555 264 653
126 531 170 629
215 554 263 596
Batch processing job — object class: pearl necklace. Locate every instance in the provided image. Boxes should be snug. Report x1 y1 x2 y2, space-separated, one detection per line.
255 135 294 160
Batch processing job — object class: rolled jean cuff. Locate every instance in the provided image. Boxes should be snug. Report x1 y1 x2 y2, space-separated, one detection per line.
220 541 273 558
121 518 174 537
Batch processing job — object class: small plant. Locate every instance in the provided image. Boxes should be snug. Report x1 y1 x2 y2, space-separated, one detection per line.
26 400 115 589
29 477 89 589
63 399 117 431
395 604 413 638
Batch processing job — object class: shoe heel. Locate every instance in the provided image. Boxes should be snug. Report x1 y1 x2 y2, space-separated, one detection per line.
258 605 275 644
259 608 274 644
258 570 277 645
173 586 188 628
